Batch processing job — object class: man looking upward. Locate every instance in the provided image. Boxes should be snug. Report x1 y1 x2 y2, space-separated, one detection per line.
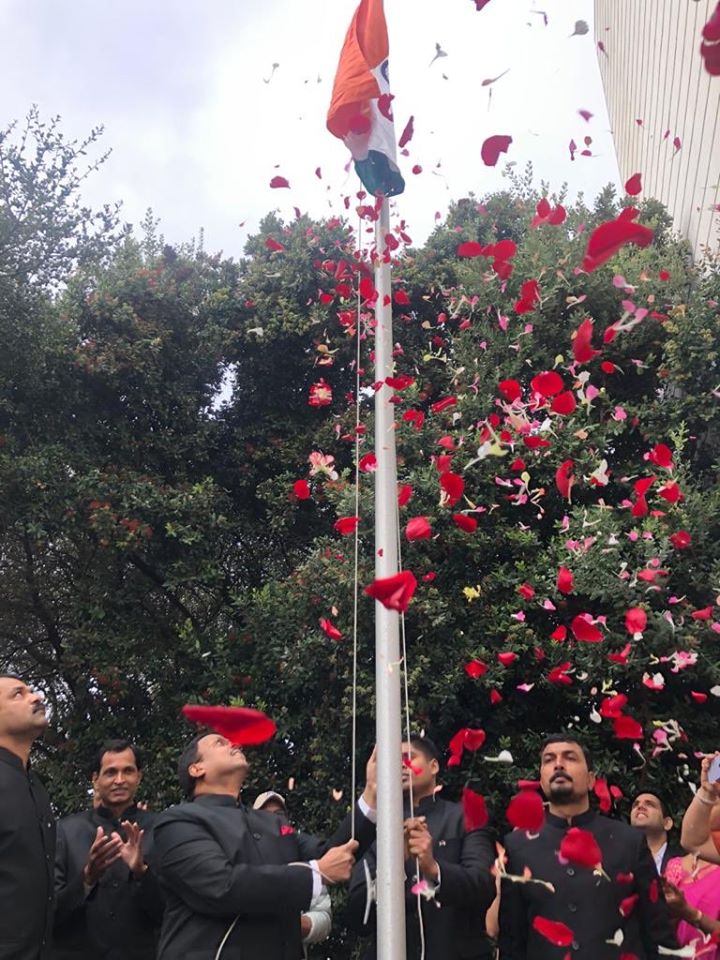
499 734 678 959
153 732 377 960
0 674 56 960
630 791 683 875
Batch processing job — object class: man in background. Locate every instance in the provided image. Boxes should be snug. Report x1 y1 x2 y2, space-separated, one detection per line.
0 673 56 960
254 790 333 951
630 790 684 874
348 733 496 959
52 739 163 959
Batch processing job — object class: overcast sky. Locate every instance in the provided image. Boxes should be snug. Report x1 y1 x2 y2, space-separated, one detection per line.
0 0 621 257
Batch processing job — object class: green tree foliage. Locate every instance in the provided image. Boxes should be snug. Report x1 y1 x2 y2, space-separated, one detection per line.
1 114 720 957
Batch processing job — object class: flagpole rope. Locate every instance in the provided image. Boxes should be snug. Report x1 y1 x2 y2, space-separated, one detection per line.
395 424 427 960
349 207 365 841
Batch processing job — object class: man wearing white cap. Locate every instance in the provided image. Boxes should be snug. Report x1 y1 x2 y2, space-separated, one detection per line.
253 791 333 951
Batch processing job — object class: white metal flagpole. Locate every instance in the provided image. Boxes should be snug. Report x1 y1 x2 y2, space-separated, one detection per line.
372 196 408 960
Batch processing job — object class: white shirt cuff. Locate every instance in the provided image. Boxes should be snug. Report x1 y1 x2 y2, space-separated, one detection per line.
308 859 322 899
358 795 377 823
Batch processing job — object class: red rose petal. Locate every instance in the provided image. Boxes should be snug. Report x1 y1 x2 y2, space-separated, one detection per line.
364 571 417 613
583 216 654 272
557 567 574 594
405 516 432 541
560 827 602 869
319 618 343 641
464 659 488 679
532 917 574 947
624 173 642 196
571 614 603 643
613 715 644 740
531 370 564 397
453 514 478 533
181 705 277 746
572 317 600 364
481 134 513 167
506 789 545 831
462 787 489 830
551 391 577 416
293 479 311 500
624 607 647 635
499 378 523 402
440 472 465 506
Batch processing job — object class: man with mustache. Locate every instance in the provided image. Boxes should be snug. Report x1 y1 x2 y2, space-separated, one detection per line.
498 734 677 959
346 734 496 959
0 674 56 960
152 733 377 960
52 739 164 959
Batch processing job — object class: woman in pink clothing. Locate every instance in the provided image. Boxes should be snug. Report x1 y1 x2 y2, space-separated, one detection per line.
663 853 720 957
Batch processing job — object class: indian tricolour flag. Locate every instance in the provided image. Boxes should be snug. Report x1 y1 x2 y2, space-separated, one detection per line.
327 0 405 198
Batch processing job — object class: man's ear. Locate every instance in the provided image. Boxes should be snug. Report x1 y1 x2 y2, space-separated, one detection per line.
587 771 596 791
663 816 674 832
188 761 204 782
91 771 99 787
430 758 440 778
136 769 143 785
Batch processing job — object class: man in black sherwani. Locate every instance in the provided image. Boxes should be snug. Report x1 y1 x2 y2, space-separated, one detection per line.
0 674 56 960
347 734 496 959
499 733 678 959
52 739 164 959
152 732 377 960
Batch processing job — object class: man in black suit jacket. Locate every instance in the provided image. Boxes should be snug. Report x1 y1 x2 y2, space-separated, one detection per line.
153 732 377 960
347 734 496 959
0 674 56 960
630 790 684 875
52 739 164 959
499 734 678 960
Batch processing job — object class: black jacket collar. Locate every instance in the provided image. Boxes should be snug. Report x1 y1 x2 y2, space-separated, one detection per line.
546 807 596 829
0 745 28 772
405 792 442 816
192 793 242 808
95 803 139 822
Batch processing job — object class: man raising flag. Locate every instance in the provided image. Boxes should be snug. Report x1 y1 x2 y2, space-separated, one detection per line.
327 0 405 198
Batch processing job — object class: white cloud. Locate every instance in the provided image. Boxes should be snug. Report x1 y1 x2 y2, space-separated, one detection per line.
0 0 620 256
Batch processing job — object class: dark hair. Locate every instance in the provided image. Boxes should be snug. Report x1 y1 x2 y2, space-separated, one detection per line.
178 733 207 799
408 733 441 765
540 734 593 771
90 739 142 777
631 790 670 820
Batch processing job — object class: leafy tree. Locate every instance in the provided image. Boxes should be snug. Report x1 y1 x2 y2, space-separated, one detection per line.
2 112 720 959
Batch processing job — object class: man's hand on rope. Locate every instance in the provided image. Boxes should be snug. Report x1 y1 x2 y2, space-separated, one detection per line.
361 746 378 809
317 839 359 884
405 818 439 882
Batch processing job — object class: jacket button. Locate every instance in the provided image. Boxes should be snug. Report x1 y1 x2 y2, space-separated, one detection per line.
572 941 580 951
568 903 577 912
566 867 575 876
253 833 262 840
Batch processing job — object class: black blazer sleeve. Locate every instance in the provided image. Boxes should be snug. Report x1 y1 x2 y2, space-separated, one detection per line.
153 814 314 918
497 838 529 960
436 826 495 911
634 834 678 958
296 801 376 861
53 820 87 927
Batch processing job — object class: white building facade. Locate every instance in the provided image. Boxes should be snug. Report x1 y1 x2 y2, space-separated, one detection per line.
594 0 720 260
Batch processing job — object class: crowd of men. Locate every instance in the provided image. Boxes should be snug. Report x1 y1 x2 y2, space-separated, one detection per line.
3 672 720 960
